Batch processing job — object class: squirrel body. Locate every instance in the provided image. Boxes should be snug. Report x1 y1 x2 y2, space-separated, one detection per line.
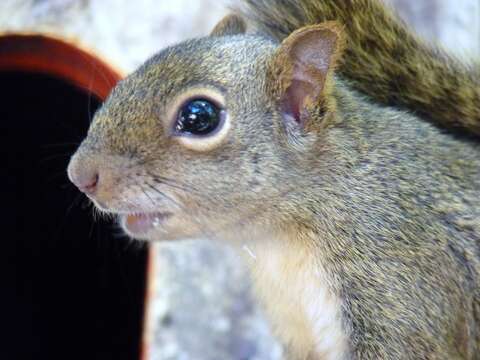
68 1 480 359
236 80 480 359
243 230 348 359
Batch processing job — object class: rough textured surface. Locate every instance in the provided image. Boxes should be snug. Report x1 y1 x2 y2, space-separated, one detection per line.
388 0 479 56
145 241 282 360
0 0 227 72
1 1 478 359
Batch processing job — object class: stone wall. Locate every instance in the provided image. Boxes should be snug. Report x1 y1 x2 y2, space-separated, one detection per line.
0 0 226 72
389 0 479 56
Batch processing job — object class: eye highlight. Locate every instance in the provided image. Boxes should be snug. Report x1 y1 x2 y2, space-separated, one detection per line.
175 99 222 136
168 88 230 152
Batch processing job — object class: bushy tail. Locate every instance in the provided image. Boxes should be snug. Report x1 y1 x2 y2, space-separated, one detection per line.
238 0 480 137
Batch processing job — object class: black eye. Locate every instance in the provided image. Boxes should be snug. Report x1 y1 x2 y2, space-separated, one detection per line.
175 99 222 136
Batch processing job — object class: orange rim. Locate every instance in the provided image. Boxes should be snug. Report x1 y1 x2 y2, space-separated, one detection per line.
0 34 122 99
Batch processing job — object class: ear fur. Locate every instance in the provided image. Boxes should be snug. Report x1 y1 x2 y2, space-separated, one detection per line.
210 14 247 37
268 22 345 127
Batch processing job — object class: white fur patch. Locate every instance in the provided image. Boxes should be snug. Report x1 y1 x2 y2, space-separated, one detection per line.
242 235 348 360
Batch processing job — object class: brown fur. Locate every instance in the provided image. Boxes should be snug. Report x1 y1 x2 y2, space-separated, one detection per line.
67 5 480 360
210 14 247 37
239 0 480 137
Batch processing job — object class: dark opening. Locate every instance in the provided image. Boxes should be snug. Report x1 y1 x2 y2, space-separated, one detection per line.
2 71 147 360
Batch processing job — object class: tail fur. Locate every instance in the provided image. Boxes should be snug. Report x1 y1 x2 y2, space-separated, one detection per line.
238 0 480 136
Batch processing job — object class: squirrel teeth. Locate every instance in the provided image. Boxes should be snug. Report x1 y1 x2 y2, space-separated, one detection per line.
152 217 161 227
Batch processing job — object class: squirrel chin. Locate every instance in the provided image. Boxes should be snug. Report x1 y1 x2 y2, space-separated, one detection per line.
120 212 172 238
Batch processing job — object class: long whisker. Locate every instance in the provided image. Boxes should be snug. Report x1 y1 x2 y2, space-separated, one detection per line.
65 192 83 219
140 186 157 207
81 197 91 210
148 174 261 238
89 200 115 222
144 182 182 209
143 181 218 239
76 48 117 91
88 212 96 239
162 176 284 234
148 172 200 194
46 170 69 183
42 142 80 149
39 152 73 164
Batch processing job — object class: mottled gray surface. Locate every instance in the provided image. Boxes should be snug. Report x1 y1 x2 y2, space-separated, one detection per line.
145 241 282 360
2 1 478 359
388 0 479 56
0 0 227 72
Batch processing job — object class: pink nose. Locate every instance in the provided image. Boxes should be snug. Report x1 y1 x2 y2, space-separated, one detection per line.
74 172 99 194
67 156 99 195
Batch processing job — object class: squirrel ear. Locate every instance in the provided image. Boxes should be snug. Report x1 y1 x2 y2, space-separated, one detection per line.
210 14 247 37
269 22 344 126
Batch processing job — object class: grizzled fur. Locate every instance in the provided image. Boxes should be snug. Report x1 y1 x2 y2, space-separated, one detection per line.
68 1 480 359
239 0 480 137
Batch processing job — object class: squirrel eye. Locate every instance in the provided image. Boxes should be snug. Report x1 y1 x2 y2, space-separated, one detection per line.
175 99 222 136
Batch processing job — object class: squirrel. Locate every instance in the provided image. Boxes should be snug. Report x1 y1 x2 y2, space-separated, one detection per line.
67 0 480 359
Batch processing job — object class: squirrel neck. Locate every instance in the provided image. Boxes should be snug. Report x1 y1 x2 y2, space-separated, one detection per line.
240 226 350 360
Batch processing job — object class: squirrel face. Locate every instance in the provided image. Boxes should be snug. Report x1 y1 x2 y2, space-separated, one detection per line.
68 16 344 241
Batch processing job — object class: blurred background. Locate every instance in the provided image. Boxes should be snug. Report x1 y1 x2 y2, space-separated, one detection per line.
3 1 479 360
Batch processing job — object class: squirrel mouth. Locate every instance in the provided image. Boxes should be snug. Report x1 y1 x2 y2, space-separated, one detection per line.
122 212 171 235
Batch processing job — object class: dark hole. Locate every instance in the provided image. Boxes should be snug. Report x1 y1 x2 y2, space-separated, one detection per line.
1 71 147 360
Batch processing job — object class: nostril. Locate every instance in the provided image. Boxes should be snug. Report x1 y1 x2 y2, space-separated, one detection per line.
70 169 99 195
67 153 100 195
80 173 99 194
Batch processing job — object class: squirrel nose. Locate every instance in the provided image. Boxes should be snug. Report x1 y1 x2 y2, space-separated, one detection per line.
67 155 99 195
74 172 99 195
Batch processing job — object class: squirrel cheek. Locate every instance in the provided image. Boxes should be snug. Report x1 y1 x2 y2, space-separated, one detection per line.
175 112 231 152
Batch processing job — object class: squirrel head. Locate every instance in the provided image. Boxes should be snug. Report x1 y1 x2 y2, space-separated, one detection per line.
67 15 345 241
